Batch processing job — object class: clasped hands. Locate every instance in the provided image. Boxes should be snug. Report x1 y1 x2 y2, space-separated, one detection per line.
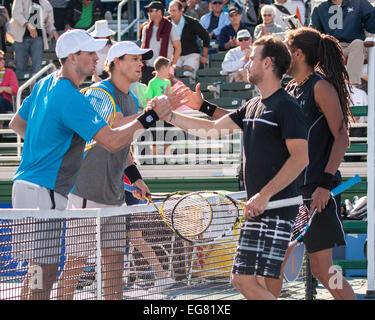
145 83 205 120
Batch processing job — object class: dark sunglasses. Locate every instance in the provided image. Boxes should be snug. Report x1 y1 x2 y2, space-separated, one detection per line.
148 8 159 13
212 2 223 5
238 37 250 42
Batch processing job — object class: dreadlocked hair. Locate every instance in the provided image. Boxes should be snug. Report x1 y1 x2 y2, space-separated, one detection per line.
286 27 352 128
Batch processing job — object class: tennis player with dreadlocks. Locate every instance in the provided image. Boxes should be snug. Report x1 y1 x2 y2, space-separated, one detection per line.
265 27 356 300
177 27 355 300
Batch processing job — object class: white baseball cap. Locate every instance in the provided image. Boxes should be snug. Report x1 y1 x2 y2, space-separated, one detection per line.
236 29 251 40
106 41 153 64
55 29 108 59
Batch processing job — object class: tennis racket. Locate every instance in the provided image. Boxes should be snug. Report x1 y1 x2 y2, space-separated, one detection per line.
81 87 117 152
289 174 362 247
124 183 190 232
171 191 303 244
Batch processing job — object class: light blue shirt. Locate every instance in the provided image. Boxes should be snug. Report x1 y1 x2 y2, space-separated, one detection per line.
200 11 230 37
14 72 107 196
172 15 185 37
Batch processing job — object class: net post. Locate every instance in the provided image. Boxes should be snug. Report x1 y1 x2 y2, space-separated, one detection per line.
364 37 375 299
96 209 102 300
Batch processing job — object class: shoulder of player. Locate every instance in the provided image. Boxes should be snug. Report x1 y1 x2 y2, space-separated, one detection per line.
273 89 301 112
313 78 337 98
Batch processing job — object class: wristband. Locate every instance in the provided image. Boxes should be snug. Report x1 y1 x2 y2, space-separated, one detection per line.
199 100 217 117
124 164 142 184
137 109 159 129
318 172 335 190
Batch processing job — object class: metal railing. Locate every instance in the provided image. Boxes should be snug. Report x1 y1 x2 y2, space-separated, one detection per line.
0 63 57 162
364 36 375 299
117 0 141 42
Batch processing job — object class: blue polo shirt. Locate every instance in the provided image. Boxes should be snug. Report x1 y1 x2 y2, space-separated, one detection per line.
13 72 107 196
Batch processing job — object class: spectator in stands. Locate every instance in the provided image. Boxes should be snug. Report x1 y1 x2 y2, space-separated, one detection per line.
8 0 59 73
272 0 305 30
196 0 210 17
141 1 181 84
48 0 69 32
0 50 18 129
185 0 210 19
219 7 251 51
0 6 9 52
145 56 172 101
240 0 259 36
89 19 116 82
64 0 104 31
168 0 210 73
253 5 283 40
273 0 299 31
310 0 375 87
184 0 199 18
199 0 230 40
221 28 252 82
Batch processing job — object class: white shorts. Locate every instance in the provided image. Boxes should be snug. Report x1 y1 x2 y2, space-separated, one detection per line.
64 193 128 257
176 53 200 72
11 180 67 265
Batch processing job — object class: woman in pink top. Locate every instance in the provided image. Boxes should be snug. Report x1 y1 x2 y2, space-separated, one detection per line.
0 50 19 113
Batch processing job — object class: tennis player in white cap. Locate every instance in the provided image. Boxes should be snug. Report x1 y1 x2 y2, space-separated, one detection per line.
9 31 171 300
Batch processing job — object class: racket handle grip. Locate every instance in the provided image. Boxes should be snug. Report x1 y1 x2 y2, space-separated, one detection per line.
266 195 303 210
124 183 139 193
124 183 151 197
331 174 361 197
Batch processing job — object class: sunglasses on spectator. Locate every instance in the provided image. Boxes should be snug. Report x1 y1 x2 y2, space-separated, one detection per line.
212 2 223 5
148 8 159 13
238 37 250 42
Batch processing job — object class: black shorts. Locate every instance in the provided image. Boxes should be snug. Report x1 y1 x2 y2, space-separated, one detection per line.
232 215 295 279
301 185 346 254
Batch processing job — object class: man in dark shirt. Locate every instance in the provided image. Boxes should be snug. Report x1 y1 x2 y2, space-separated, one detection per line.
219 7 251 51
310 0 375 86
165 36 309 299
169 0 210 71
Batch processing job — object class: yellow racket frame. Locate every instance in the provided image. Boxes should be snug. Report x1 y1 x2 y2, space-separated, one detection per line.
80 87 117 152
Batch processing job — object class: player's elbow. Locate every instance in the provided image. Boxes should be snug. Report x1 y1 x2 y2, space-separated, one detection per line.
93 127 125 153
293 147 309 172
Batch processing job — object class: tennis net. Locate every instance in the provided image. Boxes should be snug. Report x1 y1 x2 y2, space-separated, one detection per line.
0 192 315 300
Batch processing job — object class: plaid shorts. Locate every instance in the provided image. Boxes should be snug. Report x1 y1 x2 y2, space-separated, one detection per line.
232 215 294 279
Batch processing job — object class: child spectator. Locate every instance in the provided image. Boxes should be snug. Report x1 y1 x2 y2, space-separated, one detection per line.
145 56 172 101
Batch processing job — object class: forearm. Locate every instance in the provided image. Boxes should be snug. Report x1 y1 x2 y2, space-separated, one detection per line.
260 143 309 199
112 113 140 128
324 127 349 175
172 46 182 65
9 112 27 138
0 86 14 95
202 47 208 59
94 119 146 153
169 112 218 138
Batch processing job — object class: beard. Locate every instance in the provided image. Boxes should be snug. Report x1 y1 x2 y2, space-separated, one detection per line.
247 72 262 85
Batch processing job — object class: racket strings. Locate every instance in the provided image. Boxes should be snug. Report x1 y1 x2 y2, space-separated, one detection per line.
81 87 116 150
159 192 190 229
172 192 240 243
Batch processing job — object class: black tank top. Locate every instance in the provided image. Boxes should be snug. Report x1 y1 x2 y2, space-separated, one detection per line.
287 72 336 189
